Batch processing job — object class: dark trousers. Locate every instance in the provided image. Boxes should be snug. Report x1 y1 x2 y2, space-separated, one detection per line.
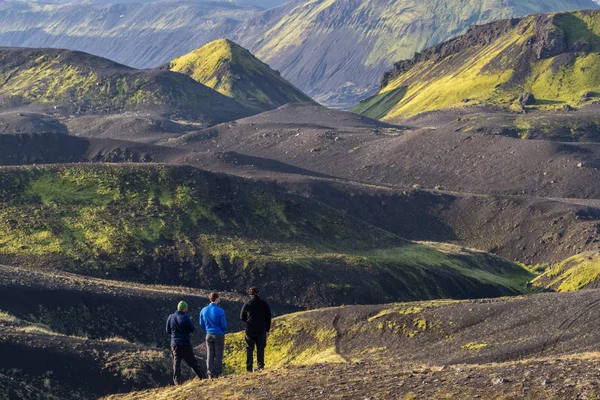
171 344 206 385
206 334 225 378
245 333 267 372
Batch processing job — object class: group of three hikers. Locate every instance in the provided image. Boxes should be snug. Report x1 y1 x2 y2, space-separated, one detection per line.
166 286 271 384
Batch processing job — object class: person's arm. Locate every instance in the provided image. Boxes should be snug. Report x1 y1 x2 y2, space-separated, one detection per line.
166 315 172 335
220 310 227 334
199 309 206 332
186 315 195 333
265 301 272 333
240 304 248 322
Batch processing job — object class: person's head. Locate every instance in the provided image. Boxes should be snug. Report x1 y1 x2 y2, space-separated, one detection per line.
177 301 189 313
209 292 220 304
248 287 259 297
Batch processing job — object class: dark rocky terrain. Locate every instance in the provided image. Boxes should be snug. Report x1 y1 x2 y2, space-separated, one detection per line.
4 102 600 266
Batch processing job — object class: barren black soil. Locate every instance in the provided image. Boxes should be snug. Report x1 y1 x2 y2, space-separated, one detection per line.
0 264 262 345
148 104 600 264
108 356 600 400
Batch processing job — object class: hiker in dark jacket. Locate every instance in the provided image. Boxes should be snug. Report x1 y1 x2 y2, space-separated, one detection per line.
240 287 272 372
200 292 227 378
166 301 206 384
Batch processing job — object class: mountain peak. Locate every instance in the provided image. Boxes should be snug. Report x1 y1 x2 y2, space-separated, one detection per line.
167 38 313 112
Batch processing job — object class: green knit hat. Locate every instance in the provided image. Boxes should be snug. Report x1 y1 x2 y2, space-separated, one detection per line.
177 301 188 311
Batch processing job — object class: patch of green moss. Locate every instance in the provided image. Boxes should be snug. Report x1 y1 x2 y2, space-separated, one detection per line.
533 252 600 291
224 313 342 374
462 342 489 351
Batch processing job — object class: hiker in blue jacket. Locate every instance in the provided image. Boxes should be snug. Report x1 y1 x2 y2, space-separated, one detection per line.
166 301 206 384
200 292 227 378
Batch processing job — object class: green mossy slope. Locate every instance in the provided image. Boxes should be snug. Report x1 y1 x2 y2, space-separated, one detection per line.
354 10 600 121
0 164 533 307
532 251 600 291
167 39 313 112
0 47 251 122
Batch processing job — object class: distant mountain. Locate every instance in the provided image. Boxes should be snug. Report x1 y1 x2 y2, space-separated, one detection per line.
0 47 252 122
231 0 599 108
165 38 313 112
353 10 600 121
0 0 258 68
20 0 290 9
0 0 596 110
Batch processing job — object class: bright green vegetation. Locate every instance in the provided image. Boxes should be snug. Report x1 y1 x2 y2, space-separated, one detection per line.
532 252 600 291
0 164 533 306
224 311 343 374
0 48 248 120
168 39 312 112
354 10 600 121
462 342 489 351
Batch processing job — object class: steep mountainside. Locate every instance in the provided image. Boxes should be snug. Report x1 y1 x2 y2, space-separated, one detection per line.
0 0 258 68
354 9 600 120
0 47 252 122
31 0 290 8
0 164 534 308
165 39 313 112
232 0 598 108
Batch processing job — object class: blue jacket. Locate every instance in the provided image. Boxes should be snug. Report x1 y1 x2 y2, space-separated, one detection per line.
166 311 195 346
200 303 227 335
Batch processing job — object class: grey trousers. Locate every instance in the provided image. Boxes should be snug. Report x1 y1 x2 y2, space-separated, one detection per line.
206 334 225 378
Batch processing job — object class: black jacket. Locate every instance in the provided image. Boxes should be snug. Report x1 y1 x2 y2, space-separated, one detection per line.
240 296 272 336
166 310 195 346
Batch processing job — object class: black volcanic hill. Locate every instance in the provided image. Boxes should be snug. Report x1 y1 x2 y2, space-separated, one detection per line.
0 47 252 123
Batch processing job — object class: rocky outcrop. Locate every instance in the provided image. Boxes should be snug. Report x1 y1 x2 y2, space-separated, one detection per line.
381 18 520 88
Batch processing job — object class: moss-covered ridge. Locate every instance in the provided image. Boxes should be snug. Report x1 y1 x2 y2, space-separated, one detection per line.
0 164 532 307
0 47 252 122
353 10 600 120
166 39 313 112
532 251 600 291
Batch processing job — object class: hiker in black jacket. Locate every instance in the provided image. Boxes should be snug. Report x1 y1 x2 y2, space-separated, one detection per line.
166 301 206 384
240 287 272 372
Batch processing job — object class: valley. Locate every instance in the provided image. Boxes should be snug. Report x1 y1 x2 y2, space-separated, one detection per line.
4 3 600 400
